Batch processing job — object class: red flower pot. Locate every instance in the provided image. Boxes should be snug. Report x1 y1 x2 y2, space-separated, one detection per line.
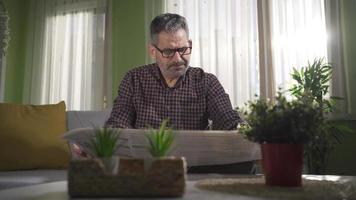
261 143 303 187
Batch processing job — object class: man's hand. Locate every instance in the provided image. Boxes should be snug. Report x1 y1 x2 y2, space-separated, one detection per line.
72 143 89 158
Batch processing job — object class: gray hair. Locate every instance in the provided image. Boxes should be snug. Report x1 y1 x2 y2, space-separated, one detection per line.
150 13 189 45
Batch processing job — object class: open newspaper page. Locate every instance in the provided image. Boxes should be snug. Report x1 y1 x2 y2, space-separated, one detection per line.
63 128 261 167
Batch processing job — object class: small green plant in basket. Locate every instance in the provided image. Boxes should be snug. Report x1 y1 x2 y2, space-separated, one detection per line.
90 127 121 157
88 127 121 174
146 119 175 158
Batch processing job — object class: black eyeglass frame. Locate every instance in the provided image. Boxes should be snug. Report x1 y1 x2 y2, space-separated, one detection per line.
152 44 192 58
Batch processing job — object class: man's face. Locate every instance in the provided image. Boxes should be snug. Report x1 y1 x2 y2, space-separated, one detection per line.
149 29 191 80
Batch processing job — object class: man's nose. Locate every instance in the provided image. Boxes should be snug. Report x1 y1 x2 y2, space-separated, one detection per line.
171 51 182 61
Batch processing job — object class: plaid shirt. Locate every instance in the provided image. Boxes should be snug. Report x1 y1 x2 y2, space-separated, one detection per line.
105 63 240 130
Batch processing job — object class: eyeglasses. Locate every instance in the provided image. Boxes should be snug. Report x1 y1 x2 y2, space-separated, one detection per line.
153 44 192 58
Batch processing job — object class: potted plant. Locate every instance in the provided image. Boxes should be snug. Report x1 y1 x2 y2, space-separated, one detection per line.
240 92 322 187
289 58 353 174
143 119 186 195
0 1 10 101
0 0 10 57
68 122 186 197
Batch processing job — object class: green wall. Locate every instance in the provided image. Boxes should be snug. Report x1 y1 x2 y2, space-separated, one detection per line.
327 120 356 175
2 0 148 103
341 0 356 114
329 0 356 173
111 0 146 98
328 0 356 174
3 0 29 103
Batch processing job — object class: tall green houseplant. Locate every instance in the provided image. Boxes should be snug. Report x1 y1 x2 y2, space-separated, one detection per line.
290 58 352 174
0 0 10 56
0 0 10 101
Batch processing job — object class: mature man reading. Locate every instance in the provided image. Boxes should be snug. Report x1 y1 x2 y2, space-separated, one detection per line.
106 13 241 130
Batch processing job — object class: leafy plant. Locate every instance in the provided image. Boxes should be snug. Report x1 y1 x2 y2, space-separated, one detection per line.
289 58 353 174
0 1 10 56
239 92 322 144
90 127 121 157
290 58 333 112
146 119 175 158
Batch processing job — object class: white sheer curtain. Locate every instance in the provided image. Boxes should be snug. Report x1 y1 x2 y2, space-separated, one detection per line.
23 0 108 110
325 0 348 115
269 0 328 91
144 0 166 64
164 0 328 107
165 0 259 108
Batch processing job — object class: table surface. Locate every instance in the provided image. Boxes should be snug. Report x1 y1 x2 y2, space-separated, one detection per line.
0 175 355 200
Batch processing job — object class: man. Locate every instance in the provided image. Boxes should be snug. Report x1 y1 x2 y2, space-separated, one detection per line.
106 13 241 130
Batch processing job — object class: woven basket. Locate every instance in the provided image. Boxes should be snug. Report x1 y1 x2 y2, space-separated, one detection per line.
68 157 186 197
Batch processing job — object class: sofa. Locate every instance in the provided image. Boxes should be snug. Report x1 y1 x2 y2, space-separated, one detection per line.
0 105 259 190
0 110 111 190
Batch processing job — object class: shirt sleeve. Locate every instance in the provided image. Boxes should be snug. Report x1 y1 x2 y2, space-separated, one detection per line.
105 72 136 128
205 73 240 130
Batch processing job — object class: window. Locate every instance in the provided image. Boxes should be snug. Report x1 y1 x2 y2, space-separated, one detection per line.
269 0 327 92
165 0 328 107
165 0 259 107
24 0 108 110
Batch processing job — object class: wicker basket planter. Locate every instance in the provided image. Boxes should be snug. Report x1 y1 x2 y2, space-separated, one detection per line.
68 156 186 197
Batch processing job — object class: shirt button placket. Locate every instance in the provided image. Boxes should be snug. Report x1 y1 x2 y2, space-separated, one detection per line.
163 89 168 119
166 89 172 117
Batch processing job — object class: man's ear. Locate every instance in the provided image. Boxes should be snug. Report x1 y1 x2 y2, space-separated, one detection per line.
189 39 192 47
148 43 156 59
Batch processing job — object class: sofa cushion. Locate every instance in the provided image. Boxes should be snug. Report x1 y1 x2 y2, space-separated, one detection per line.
0 101 70 171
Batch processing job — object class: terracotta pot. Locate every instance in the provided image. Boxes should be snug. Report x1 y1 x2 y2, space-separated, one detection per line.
261 143 303 187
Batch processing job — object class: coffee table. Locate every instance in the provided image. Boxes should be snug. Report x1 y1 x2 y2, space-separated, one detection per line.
0 175 354 200
0 180 265 200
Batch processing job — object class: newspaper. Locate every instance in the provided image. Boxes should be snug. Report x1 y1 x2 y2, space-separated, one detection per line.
63 128 261 167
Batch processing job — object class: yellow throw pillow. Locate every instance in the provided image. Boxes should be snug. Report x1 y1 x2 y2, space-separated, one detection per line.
0 101 70 170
